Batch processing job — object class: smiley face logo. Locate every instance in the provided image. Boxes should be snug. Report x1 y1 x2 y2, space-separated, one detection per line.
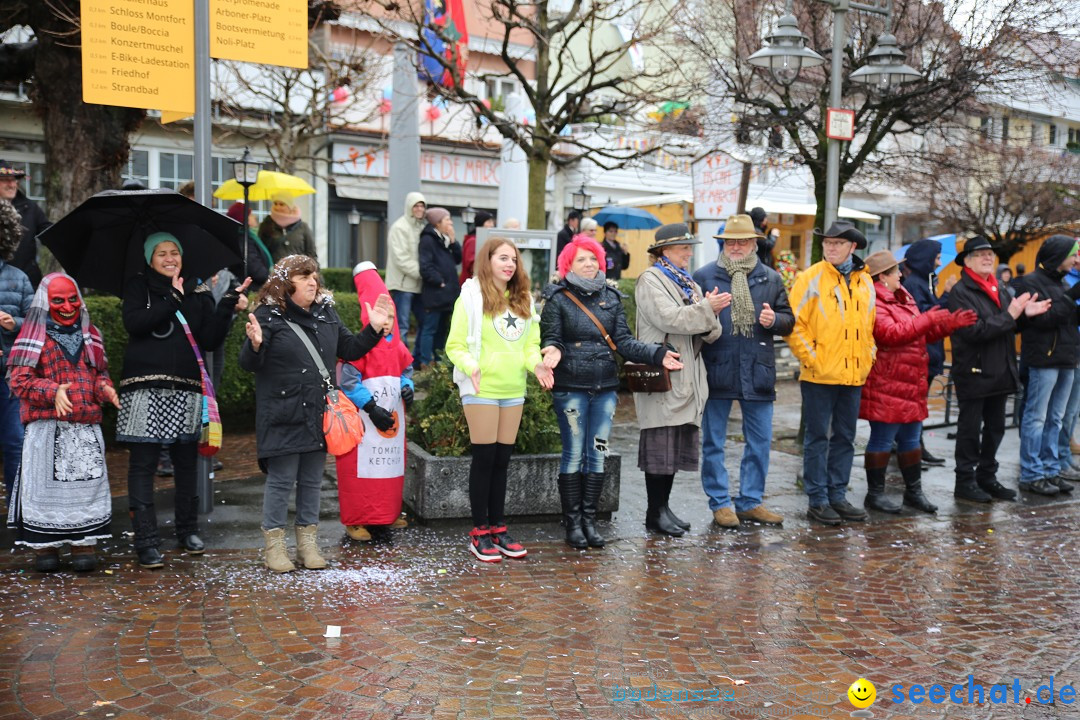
847 678 876 709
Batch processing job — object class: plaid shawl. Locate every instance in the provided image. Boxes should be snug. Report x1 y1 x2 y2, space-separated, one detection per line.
7 272 107 371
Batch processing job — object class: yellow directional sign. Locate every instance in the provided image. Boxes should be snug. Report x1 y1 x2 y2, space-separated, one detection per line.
210 0 308 69
81 0 195 116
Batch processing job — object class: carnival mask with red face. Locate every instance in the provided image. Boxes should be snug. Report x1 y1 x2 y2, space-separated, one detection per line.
48 277 81 326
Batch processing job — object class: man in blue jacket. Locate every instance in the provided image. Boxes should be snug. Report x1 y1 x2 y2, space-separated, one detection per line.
694 214 794 527
901 239 956 466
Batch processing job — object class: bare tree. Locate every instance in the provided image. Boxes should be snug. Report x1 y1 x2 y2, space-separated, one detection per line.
676 0 1079 261
213 32 387 175
366 0 698 228
916 135 1080 261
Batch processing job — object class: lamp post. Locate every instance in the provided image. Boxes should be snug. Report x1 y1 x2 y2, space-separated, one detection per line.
347 205 361 265
748 0 921 227
229 147 262 275
571 182 591 214
461 203 477 226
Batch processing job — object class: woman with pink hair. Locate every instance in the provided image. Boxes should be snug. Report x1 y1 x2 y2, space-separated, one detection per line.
539 234 682 549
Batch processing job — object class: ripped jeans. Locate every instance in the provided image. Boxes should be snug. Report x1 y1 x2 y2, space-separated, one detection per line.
552 390 618 474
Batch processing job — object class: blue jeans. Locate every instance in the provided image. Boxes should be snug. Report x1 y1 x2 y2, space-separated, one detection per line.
415 308 451 366
701 396 773 512
1057 364 1080 471
0 378 24 498
800 382 862 507
1020 366 1073 483
552 390 617 474
389 290 419 347
866 420 922 453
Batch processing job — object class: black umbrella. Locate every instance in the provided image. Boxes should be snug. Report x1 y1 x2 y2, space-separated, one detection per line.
39 189 244 297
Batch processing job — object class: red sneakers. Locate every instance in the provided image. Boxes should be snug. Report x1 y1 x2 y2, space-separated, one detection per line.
490 525 528 558
469 527 502 563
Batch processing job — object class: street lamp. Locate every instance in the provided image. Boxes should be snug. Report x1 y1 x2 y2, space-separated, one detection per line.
461 203 477 225
747 13 824 86
749 0 922 227
571 183 591 213
229 147 262 275
347 205 361 264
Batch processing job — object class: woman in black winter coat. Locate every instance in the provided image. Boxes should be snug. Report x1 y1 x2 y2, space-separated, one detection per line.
118 232 249 569
540 235 681 549
416 207 462 367
240 254 393 573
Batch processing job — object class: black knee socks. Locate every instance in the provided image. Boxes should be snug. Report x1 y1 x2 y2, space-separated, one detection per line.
489 442 514 527
468 443 498 527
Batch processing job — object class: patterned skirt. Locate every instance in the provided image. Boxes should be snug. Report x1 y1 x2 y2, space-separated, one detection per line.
116 388 201 444
7 420 111 548
638 424 701 474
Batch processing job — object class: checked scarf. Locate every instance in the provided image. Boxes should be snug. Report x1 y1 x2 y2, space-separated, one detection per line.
719 252 759 337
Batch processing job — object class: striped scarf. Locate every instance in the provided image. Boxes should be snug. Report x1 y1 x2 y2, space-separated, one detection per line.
7 272 107 371
174 310 222 456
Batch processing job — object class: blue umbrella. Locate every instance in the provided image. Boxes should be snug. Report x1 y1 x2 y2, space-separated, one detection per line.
592 206 663 230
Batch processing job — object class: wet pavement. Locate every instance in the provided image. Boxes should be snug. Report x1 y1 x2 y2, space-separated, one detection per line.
2 381 1079 719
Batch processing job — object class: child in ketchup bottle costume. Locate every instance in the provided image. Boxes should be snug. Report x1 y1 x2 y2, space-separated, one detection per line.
336 262 415 541
6 273 119 573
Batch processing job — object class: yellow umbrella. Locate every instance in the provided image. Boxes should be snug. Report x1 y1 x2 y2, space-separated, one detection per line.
213 170 316 202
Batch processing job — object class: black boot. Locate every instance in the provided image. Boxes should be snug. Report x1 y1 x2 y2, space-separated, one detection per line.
176 496 205 554
899 449 937 513
581 472 606 548
644 473 684 537
660 506 690 531
557 473 588 549
863 451 901 513
130 506 164 569
920 436 945 467
954 475 992 503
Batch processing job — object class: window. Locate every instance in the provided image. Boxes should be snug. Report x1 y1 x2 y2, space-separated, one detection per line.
978 116 991 139
121 150 150 189
1001 117 1009 142
159 152 193 190
1070 127 1080 145
769 125 784 149
1050 124 1058 146
485 78 517 102
1030 121 1041 145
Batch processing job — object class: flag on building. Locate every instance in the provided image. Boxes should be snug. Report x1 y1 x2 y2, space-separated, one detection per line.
419 0 469 87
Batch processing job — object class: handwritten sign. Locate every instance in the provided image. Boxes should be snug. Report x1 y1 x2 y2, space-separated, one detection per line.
332 145 500 186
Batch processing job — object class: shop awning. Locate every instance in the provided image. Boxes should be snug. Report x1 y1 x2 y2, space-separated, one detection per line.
748 199 882 223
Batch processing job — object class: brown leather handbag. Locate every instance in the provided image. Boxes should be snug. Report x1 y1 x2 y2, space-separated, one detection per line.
560 290 671 393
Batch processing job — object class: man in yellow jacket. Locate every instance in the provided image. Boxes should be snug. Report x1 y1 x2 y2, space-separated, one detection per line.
787 221 876 525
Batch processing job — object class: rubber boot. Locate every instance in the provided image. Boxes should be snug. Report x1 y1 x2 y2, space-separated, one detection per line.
557 473 588 549
898 449 937 513
262 528 295 573
581 472 606 548
295 524 327 569
863 451 902 513
644 473 684 537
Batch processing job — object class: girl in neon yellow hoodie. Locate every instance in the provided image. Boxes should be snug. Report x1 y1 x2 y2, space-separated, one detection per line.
445 239 554 562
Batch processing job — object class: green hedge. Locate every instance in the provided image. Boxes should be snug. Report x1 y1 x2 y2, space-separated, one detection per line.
85 291 368 438
320 267 386 293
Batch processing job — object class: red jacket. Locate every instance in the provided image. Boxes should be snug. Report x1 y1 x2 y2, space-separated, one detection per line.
459 233 476 285
9 334 114 425
859 283 958 424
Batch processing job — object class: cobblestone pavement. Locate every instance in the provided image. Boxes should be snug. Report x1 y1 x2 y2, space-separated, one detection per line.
2 386 1078 719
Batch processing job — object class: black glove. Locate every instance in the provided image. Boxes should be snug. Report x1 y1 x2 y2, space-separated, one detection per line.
363 400 396 432
401 384 414 408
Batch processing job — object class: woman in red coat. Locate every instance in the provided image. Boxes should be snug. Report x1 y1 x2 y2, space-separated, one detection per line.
859 251 976 514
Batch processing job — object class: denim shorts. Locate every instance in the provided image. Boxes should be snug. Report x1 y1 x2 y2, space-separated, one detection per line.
461 395 525 408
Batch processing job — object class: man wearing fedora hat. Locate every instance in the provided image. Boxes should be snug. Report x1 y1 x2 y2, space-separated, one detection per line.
786 220 876 525
694 214 793 527
0 160 48 288
948 235 1050 502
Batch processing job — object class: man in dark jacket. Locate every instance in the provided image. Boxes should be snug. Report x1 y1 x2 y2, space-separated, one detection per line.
556 210 582 257
0 160 48 288
1015 235 1080 495
948 236 1050 502
694 214 794 527
416 207 461 367
901 238 957 466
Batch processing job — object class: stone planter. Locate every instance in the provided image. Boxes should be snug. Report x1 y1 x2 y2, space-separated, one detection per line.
403 441 620 521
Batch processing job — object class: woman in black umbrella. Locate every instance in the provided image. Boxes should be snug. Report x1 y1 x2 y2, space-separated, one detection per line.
116 232 250 569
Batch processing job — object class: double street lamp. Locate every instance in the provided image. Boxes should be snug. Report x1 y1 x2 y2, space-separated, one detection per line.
748 0 921 227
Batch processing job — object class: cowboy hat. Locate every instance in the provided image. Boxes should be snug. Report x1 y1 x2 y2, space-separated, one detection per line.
714 214 764 240
953 235 993 266
864 250 904 277
648 222 701 253
814 220 867 249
